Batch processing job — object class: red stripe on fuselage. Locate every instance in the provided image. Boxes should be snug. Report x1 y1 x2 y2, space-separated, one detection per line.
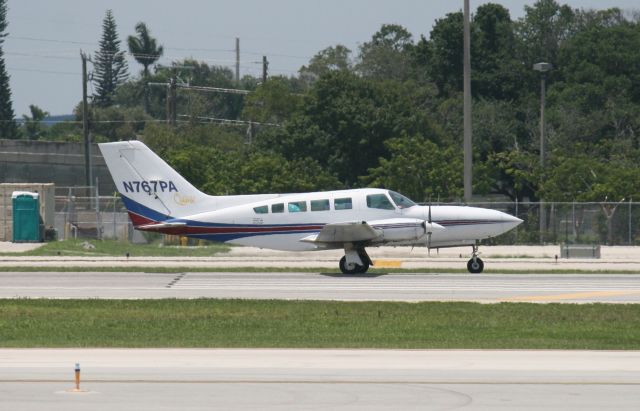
128 211 157 227
138 223 324 236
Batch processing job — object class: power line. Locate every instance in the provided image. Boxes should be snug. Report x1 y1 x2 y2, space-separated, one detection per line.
178 115 280 127
7 34 313 60
8 67 80 76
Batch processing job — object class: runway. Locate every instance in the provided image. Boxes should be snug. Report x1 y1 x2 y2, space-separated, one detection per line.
2 349 639 410
1 271 640 302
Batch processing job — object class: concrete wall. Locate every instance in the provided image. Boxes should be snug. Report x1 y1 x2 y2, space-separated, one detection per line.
0 139 116 195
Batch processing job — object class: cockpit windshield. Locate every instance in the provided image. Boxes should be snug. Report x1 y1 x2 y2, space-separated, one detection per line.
388 191 416 209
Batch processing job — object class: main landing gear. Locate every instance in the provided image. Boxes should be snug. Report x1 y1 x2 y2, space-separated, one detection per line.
339 248 373 274
467 245 484 274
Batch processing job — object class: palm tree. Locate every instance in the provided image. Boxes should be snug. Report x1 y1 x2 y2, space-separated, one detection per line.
127 22 163 77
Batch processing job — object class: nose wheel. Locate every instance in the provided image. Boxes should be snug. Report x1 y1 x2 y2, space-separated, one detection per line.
467 245 484 273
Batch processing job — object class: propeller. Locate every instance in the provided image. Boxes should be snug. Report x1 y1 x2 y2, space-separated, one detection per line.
426 199 433 254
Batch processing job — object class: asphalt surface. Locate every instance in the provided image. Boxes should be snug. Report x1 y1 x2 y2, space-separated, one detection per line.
2 349 639 410
1 271 640 303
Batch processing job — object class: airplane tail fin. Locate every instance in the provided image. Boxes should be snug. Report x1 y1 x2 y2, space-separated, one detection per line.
98 140 211 226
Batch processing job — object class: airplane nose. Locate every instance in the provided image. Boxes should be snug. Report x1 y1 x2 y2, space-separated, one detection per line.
500 212 523 229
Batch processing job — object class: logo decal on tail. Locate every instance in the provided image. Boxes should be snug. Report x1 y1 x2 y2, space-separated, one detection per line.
174 193 195 205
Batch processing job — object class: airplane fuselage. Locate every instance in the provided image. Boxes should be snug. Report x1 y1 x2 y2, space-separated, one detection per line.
128 188 521 252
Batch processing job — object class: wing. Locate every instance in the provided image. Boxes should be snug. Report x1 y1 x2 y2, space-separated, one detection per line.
300 221 381 244
300 218 444 245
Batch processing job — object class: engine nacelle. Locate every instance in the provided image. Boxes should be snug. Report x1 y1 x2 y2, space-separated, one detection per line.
369 218 427 242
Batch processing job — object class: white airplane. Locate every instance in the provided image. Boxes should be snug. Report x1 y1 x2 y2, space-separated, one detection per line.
99 141 522 274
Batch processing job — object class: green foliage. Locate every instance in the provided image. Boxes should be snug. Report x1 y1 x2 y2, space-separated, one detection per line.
299 44 352 86
21 105 48 140
242 77 302 123
93 10 128 107
515 0 577 68
260 71 437 186
366 135 463 202
164 145 341 195
127 22 163 77
0 0 17 139
541 153 640 202
356 24 414 81
424 11 464 95
89 105 150 142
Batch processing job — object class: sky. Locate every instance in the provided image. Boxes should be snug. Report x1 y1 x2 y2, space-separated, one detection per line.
4 0 639 116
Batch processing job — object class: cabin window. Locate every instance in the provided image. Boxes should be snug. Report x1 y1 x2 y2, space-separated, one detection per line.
288 201 307 212
271 203 284 213
366 194 395 210
389 191 416 209
334 197 352 210
311 199 330 211
253 205 268 214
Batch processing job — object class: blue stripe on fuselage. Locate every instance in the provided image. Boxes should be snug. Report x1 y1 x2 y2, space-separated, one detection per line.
120 195 171 222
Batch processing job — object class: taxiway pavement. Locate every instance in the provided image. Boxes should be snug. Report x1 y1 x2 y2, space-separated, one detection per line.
1 271 640 303
1 349 639 410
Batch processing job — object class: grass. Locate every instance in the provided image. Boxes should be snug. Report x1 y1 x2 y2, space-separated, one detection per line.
0 299 639 349
0 239 230 257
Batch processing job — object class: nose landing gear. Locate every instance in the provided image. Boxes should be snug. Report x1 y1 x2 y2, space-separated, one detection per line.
467 245 484 273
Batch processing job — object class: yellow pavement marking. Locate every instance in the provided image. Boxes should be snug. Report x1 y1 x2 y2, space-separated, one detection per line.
373 260 402 268
502 290 640 302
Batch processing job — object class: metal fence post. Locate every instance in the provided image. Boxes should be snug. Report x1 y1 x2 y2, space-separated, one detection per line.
630 198 633 245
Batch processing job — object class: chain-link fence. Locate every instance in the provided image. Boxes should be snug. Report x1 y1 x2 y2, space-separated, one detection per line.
53 187 146 243
48 190 640 246
467 200 640 246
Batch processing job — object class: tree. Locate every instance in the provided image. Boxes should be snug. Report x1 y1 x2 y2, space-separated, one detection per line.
93 9 128 107
472 3 525 100
356 24 414 81
366 135 464 202
0 0 17 138
22 105 48 140
242 77 302 124
127 22 163 77
299 45 351 85
127 22 163 113
259 71 435 186
515 0 576 69
426 12 464 95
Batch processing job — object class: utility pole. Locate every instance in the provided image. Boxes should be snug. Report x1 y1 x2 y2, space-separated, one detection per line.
262 56 269 83
166 75 177 126
235 37 240 86
80 51 93 189
463 0 473 203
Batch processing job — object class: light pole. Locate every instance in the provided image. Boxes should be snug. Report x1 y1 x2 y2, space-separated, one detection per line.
463 0 472 202
533 62 552 244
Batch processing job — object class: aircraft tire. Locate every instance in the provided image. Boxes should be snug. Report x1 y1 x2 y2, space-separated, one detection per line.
339 256 368 274
467 257 484 274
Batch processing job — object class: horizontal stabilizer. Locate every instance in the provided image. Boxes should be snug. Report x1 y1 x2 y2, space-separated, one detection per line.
137 221 187 231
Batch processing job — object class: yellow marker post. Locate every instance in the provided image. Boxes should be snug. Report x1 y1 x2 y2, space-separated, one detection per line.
66 362 88 393
74 363 80 391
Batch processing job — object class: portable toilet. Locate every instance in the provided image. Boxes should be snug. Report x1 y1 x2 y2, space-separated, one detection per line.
12 191 42 242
